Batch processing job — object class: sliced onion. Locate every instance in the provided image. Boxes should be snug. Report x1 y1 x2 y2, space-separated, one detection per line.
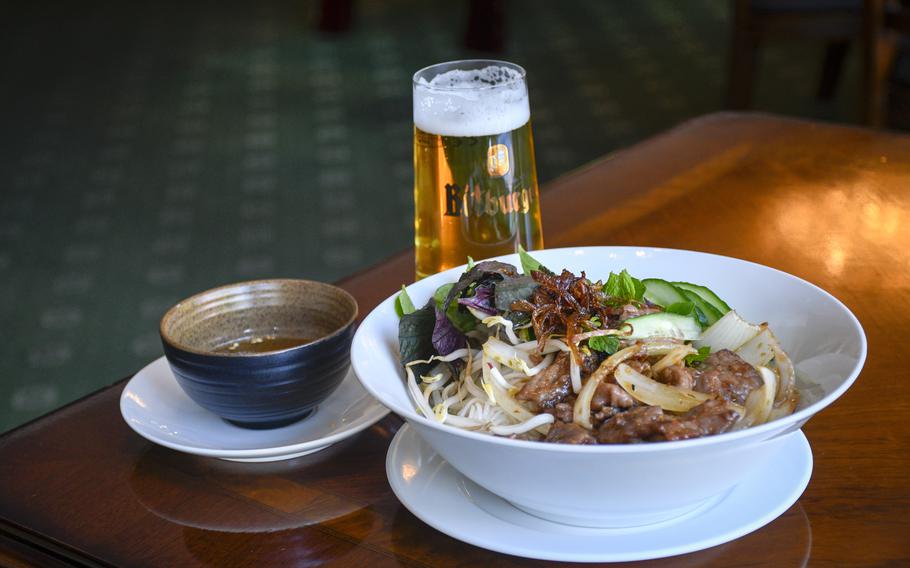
614 363 714 413
571 328 628 343
651 345 697 374
570 355 582 394
735 326 775 367
638 339 690 356
772 343 795 405
734 366 777 430
695 310 762 351
573 345 643 429
513 338 571 353
767 396 800 422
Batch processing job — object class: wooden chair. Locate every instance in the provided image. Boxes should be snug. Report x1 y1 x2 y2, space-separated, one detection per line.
727 0 909 127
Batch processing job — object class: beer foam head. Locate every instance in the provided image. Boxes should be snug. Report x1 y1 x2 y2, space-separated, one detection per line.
413 64 530 137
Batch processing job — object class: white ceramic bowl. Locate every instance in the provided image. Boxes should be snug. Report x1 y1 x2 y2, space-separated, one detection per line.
351 247 866 528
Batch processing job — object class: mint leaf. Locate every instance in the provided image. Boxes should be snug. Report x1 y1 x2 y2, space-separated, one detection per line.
685 346 711 365
518 245 552 276
603 269 646 301
588 335 621 355
395 285 417 318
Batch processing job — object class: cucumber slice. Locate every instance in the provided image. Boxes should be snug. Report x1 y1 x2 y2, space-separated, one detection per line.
623 312 702 341
679 289 722 327
642 278 688 307
672 282 731 314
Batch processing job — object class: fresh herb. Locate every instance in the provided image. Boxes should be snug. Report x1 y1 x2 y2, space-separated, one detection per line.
398 301 436 374
432 304 466 355
466 256 476 270
457 284 497 316
442 260 518 312
685 346 712 365
394 285 417 318
588 335 621 355
518 245 552 276
433 283 476 333
603 269 646 302
494 275 539 311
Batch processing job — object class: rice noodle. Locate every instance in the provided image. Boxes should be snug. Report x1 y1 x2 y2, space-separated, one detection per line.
490 413 555 436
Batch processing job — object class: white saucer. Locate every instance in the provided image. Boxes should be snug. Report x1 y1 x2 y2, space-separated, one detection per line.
386 423 813 562
121 357 389 462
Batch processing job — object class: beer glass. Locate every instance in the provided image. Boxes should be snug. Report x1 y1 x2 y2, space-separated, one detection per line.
412 60 544 279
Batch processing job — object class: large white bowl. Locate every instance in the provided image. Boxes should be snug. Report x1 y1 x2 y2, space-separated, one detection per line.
351 247 866 528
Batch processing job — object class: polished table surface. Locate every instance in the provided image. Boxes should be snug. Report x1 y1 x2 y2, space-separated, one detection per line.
1 112 908 567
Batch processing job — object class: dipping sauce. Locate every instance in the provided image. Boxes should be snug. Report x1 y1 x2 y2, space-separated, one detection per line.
215 336 313 353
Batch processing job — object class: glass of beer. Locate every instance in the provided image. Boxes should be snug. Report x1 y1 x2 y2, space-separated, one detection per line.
413 59 544 279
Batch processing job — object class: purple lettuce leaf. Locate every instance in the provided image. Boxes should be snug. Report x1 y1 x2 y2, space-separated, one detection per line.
432 306 466 355
457 284 498 315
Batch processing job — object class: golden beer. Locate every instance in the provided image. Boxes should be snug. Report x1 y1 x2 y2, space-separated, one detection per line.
413 60 544 279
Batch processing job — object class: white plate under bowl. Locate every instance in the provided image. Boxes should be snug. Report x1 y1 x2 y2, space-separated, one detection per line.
121 356 389 461
387 423 812 562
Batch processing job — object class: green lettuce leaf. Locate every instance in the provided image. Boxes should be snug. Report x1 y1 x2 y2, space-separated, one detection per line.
394 285 416 318
518 245 552 276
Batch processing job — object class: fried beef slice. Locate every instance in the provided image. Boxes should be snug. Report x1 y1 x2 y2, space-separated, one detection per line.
694 349 762 404
544 421 597 445
596 400 739 443
516 352 572 409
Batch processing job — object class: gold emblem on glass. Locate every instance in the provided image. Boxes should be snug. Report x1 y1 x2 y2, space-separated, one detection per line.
487 144 510 177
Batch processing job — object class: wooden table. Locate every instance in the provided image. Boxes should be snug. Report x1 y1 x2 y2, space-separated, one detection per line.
2 112 908 567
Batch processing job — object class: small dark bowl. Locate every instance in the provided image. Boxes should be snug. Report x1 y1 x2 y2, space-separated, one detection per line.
160 279 358 429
